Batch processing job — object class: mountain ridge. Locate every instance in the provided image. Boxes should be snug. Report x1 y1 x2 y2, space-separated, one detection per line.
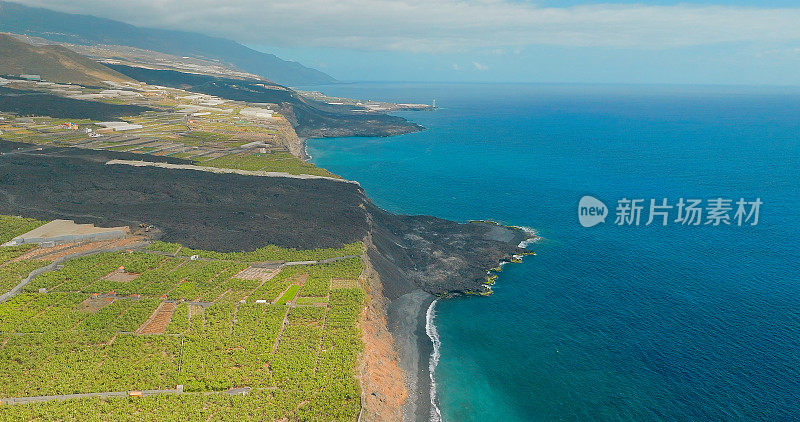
0 1 336 86
0 32 134 86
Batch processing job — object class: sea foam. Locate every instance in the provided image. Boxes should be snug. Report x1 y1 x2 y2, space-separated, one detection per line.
426 299 442 422
513 225 541 248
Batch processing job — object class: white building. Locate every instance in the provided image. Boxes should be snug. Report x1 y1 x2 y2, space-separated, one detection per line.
239 107 275 119
99 89 141 98
96 122 144 131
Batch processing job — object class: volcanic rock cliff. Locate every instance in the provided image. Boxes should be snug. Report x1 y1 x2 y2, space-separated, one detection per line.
0 142 525 297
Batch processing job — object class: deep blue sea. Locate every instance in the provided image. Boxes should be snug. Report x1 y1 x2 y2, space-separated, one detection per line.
305 83 800 421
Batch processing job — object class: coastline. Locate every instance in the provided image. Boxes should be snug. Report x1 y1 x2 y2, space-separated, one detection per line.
385 289 436 422
302 127 535 422
358 248 410 421
303 130 438 420
425 299 442 422
369 224 536 422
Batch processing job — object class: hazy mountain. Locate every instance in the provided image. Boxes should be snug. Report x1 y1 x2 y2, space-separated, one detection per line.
0 33 134 86
0 1 335 86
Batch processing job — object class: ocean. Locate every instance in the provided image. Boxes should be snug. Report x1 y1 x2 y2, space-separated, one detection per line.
305 83 800 421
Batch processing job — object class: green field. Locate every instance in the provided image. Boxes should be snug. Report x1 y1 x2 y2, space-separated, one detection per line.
0 219 366 420
0 215 46 244
275 285 300 305
150 241 362 263
200 151 339 178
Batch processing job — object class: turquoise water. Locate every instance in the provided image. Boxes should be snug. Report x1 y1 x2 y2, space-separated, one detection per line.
306 83 800 421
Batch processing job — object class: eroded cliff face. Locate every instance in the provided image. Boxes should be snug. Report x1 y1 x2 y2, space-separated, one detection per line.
358 244 409 422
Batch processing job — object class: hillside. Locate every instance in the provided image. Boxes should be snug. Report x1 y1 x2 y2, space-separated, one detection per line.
0 1 335 86
0 33 133 86
106 64 423 138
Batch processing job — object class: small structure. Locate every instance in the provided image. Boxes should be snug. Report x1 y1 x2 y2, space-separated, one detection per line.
99 89 140 98
2 219 129 246
225 387 251 396
199 98 226 106
70 93 106 100
239 141 270 150
239 107 274 119
96 122 143 132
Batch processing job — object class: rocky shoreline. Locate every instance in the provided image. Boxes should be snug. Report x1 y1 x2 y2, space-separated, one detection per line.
365 217 530 421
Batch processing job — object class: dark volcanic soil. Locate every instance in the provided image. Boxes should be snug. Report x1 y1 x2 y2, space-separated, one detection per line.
367 205 528 298
0 143 369 251
0 141 527 295
0 87 153 120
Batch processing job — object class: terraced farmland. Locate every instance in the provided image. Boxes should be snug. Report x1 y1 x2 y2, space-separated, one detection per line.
0 79 326 178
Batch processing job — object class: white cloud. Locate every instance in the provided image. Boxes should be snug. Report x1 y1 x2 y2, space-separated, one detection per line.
14 0 800 53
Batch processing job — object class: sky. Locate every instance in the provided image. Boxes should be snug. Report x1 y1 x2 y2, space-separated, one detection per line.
14 0 800 85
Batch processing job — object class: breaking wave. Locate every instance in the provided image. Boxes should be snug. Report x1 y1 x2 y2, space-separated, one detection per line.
513 225 540 248
426 299 442 422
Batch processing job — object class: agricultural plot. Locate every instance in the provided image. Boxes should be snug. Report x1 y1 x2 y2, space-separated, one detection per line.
235 266 280 281
275 285 300 305
0 257 47 295
296 296 328 306
0 215 47 244
167 151 200 159
0 216 49 294
200 151 338 177
152 241 362 263
138 302 177 334
0 239 367 421
331 277 360 289
2 79 340 181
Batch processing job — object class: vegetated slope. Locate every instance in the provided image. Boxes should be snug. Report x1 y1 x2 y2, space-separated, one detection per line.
107 64 423 138
0 87 152 120
0 1 335 86
0 33 133 86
